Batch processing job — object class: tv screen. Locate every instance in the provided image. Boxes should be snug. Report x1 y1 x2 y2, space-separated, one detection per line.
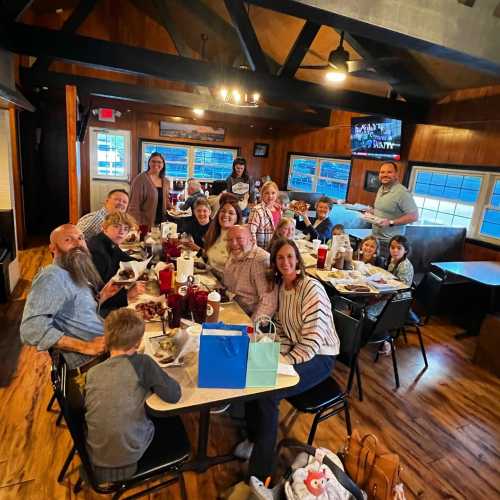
351 116 402 160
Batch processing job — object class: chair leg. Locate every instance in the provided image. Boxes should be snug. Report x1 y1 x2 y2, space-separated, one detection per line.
344 399 352 436
402 327 408 344
374 350 380 363
73 477 83 494
389 338 400 389
307 413 321 446
58 446 76 483
416 326 429 368
355 363 363 402
179 473 187 500
47 392 57 412
56 411 64 427
346 365 355 395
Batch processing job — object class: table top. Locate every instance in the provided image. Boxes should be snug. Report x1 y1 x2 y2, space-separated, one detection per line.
307 265 409 296
140 287 299 415
348 228 372 240
432 261 500 287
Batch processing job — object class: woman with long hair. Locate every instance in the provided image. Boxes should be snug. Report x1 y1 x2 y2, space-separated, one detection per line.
128 152 171 227
204 193 242 279
226 157 255 214
236 238 340 480
248 180 281 249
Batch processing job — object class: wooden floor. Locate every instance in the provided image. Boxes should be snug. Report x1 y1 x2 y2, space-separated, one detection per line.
1 245 500 499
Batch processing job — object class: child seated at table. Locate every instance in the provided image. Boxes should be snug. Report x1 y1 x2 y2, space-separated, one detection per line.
327 224 353 270
354 235 385 268
269 217 295 249
84 308 181 483
365 235 414 353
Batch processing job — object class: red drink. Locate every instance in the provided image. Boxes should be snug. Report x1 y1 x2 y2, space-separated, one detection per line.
139 224 150 241
167 293 183 328
159 268 173 294
191 291 208 324
317 244 328 269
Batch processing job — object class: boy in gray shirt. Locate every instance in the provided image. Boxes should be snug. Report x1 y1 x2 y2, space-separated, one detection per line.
85 308 181 483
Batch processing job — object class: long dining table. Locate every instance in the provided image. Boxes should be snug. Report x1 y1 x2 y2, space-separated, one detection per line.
133 279 299 474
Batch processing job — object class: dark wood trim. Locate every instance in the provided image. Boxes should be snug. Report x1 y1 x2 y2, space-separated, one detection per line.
5 0 34 21
65 85 79 223
465 237 500 252
8 108 25 249
7 23 420 120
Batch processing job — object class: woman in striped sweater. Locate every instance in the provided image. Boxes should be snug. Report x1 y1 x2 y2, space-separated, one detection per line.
237 238 340 480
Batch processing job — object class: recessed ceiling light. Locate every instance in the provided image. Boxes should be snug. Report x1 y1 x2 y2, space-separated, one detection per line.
325 70 347 83
193 108 204 117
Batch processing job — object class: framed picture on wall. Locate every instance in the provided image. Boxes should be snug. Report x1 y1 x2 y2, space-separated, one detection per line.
364 170 380 192
253 143 269 158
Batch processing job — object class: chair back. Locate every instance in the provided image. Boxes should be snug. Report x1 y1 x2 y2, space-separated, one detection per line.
50 359 107 491
372 294 413 336
414 271 444 314
334 308 364 369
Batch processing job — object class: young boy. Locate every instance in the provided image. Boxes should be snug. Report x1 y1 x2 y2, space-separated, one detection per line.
85 308 181 483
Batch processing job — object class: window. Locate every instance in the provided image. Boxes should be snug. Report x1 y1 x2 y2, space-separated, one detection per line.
409 165 500 245
141 140 237 181
90 128 130 180
287 154 351 200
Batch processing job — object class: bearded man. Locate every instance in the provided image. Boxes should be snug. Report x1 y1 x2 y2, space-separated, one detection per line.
20 224 127 369
223 225 277 322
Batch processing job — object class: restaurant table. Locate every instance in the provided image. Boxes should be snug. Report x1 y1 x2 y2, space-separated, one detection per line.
137 290 299 474
432 261 500 339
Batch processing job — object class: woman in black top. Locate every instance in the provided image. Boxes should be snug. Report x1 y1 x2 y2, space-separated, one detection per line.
178 197 212 253
294 196 334 243
226 157 255 214
87 212 144 314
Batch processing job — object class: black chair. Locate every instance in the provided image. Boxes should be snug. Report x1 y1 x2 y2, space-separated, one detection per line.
413 271 445 324
365 293 428 390
52 359 190 499
281 299 364 445
47 350 64 427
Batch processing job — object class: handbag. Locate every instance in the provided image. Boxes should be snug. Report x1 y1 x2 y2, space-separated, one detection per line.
342 431 406 500
245 316 280 388
198 322 249 389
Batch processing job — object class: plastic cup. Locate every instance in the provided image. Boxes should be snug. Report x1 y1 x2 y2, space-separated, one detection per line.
139 224 150 241
159 268 173 294
312 239 321 253
317 244 328 269
167 293 183 328
191 290 209 324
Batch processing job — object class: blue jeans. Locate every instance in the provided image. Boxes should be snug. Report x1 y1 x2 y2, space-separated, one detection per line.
245 354 335 480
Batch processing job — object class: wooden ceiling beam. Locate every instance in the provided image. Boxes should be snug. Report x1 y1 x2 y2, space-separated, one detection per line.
223 0 269 73
278 21 321 78
30 0 100 75
3 0 34 21
20 68 331 126
6 23 422 120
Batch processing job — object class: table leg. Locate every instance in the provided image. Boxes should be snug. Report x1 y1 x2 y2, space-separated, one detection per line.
181 408 239 473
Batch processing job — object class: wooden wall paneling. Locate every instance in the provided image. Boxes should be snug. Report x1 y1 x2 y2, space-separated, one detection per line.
8 107 25 249
65 85 79 223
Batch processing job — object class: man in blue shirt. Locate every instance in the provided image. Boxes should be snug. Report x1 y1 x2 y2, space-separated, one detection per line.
20 224 123 369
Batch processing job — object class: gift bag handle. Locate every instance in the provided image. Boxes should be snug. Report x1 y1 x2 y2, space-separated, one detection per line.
254 315 277 342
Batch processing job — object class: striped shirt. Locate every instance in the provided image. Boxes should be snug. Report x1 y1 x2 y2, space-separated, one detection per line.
275 276 340 364
77 207 108 240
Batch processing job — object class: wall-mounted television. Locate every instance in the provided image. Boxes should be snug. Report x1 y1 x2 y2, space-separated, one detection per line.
351 116 402 161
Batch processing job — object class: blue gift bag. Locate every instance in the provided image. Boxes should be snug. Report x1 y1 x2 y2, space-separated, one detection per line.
198 322 249 389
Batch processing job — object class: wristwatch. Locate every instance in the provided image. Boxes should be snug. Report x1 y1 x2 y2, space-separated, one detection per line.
389 220 395 227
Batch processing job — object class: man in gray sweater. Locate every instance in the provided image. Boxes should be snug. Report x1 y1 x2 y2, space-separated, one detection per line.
85 308 181 483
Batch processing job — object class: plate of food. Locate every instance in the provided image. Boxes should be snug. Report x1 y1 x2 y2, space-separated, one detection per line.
339 284 373 294
149 336 179 365
112 258 151 284
216 287 235 304
133 295 167 322
120 231 142 247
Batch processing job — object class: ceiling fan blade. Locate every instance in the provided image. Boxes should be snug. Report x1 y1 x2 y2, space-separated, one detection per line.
298 64 331 70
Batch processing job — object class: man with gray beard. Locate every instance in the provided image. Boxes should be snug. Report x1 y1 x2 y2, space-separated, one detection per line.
21 224 124 369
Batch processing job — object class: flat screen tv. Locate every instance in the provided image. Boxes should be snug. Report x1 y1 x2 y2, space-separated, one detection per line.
351 116 402 160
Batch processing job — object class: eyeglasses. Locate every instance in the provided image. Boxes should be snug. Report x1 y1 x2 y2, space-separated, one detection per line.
111 224 130 232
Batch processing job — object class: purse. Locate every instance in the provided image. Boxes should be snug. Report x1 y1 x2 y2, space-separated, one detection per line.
342 431 406 500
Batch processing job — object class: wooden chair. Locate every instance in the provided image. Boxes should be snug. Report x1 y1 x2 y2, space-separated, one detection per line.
52 357 190 499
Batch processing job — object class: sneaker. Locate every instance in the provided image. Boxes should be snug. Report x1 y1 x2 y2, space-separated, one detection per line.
234 439 254 460
210 403 231 414
378 341 391 356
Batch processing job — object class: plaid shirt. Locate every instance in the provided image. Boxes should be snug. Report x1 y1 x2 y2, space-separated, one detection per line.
77 207 107 240
248 203 278 250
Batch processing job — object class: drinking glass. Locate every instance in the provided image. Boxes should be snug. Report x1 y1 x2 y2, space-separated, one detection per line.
191 291 208 324
167 293 183 328
159 268 173 294
317 244 328 269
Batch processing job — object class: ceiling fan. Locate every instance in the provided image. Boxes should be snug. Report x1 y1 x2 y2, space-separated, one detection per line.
298 31 390 83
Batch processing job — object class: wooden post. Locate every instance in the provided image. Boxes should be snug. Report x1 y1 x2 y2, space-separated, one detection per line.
65 84 80 223
8 107 25 249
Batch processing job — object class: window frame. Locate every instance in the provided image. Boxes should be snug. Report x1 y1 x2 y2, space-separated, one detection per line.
285 152 352 200
89 127 131 181
407 162 500 247
138 138 239 181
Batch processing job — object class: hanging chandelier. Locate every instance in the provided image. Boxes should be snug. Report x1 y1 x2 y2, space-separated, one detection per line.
217 87 261 107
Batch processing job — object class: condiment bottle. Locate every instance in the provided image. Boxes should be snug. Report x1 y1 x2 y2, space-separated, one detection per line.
206 290 221 322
